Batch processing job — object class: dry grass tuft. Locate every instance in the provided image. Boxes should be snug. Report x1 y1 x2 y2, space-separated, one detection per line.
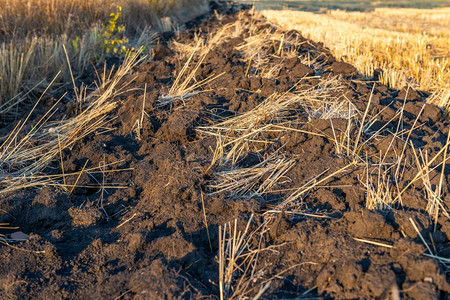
199 76 348 165
351 95 450 216
410 141 450 224
235 21 326 78
159 19 254 106
361 159 397 210
218 215 273 299
210 152 295 198
0 50 142 195
159 41 224 106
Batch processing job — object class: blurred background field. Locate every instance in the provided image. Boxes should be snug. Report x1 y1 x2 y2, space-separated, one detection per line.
240 0 450 11
243 0 450 109
0 0 208 119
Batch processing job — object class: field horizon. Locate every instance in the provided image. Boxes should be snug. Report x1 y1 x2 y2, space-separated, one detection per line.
240 0 450 11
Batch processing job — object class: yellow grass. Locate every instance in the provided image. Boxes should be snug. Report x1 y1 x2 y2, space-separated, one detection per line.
0 0 207 40
159 40 224 106
0 50 142 195
262 8 450 109
0 0 208 117
199 76 350 165
218 215 274 299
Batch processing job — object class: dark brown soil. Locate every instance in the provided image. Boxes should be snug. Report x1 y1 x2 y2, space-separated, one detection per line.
1 2 449 299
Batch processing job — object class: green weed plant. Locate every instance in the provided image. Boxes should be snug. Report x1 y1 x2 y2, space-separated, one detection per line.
100 6 134 55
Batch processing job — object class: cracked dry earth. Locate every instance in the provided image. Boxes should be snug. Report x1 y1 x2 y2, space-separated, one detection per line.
0 2 449 299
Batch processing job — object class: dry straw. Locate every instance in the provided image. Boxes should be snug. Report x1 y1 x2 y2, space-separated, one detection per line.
218 215 276 299
0 50 142 195
210 151 295 198
159 40 224 106
199 76 348 165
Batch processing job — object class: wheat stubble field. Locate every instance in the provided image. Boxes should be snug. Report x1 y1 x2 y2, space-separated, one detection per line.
0 0 449 299
262 6 450 109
